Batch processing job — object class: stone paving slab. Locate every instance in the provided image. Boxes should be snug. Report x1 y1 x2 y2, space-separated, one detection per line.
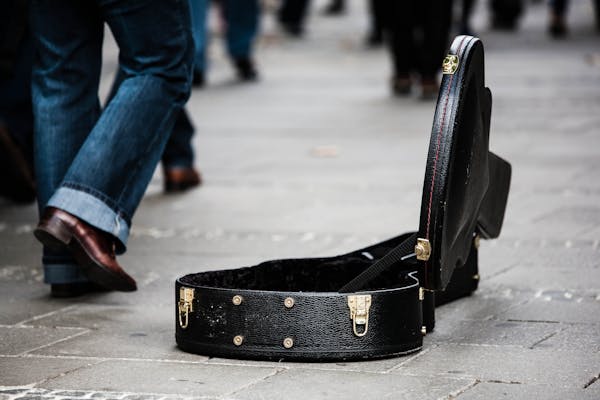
227 368 474 400
534 323 600 352
499 292 600 324
454 381 599 400
39 360 281 398
395 344 600 388
0 357 98 387
427 319 560 347
0 326 87 356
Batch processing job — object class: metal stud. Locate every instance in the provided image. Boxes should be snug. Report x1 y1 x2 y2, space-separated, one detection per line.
283 337 294 349
232 295 243 306
233 335 244 346
415 238 431 261
284 297 295 308
421 326 427 336
419 287 425 301
472 274 480 281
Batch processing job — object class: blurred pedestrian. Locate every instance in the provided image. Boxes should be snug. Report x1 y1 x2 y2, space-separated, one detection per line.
383 0 454 99
366 0 386 47
278 0 311 37
323 0 345 15
548 0 569 37
190 0 260 86
459 0 477 36
547 0 600 37
30 0 194 297
490 0 523 30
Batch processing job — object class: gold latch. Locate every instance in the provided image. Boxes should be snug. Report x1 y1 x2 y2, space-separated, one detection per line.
347 294 372 337
178 287 195 329
415 238 431 261
442 54 459 74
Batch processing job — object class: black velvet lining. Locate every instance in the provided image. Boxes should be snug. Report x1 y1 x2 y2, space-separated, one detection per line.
180 233 420 292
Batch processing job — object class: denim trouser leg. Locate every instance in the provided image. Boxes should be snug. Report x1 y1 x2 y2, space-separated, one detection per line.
108 69 196 171
162 109 195 169
222 0 260 60
189 0 209 74
30 0 193 283
30 2 104 283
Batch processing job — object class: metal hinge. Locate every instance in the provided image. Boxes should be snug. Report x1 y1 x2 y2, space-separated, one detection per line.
178 287 195 329
347 294 372 337
415 238 431 261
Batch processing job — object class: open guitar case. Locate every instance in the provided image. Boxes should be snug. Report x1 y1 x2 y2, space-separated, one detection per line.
175 36 512 361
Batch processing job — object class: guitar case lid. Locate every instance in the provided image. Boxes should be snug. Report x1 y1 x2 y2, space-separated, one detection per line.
417 35 511 291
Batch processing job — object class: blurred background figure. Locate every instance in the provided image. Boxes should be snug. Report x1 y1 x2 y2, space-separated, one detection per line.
320 0 385 46
549 0 569 37
547 0 600 37
383 0 454 99
490 0 523 30
0 0 35 204
366 0 386 47
323 0 345 15
459 0 477 35
190 0 260 87
278 0 312 36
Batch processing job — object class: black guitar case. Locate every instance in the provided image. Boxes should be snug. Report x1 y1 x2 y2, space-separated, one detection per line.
175 36 512 361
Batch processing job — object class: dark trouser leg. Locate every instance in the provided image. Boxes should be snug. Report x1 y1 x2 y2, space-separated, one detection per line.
108 69 196 171
384 0 416 78
278 0 311 35
419 0 454 79
162 109 195 169
222 0 260 60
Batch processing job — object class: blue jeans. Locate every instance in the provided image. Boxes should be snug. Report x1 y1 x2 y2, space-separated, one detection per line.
109 68 195 169
30 0 194 284
190 0 260 74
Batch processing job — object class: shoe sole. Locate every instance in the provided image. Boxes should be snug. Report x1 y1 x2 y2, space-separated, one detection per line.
34 221 136 292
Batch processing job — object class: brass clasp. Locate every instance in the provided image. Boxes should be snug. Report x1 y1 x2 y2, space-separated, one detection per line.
347 294 372 337
442 54 459 74
178 287 195 329
415 238 431 261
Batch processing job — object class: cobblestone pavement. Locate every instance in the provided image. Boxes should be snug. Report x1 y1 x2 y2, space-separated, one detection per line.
1 0 599 399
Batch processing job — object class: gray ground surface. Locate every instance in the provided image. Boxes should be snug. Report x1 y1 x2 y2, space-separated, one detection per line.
1 1 599 399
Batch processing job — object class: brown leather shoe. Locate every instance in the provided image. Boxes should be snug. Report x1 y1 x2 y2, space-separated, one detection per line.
392 76 411 96
164 166 202 193
420 77 439 101
34 207 137 292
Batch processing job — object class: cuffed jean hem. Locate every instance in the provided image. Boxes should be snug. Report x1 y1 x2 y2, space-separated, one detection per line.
44 263 88 284
46 186 130 254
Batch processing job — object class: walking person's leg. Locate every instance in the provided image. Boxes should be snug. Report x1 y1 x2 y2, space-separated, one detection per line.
30 1 105 295
162 109 201 193
108 69 200 194
189 0 209 85
31 0 194 293
222 0 260 81
419 0 453 99
384 0 417 96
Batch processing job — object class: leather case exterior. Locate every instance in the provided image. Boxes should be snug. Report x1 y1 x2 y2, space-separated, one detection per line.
418 36 511 290
175 35 510 361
